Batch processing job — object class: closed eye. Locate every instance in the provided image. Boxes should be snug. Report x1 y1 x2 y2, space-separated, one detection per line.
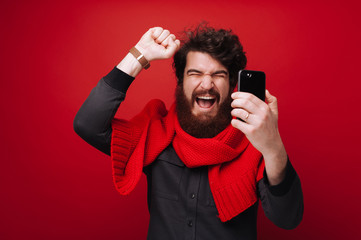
212 73 227 78
187 69 203 76
212 70 228 78
186 69 228 78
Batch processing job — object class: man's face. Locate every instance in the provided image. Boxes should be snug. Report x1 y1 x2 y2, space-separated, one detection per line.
183 51 230 121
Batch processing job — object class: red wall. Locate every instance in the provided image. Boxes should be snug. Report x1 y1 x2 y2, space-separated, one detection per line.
1 0 360 239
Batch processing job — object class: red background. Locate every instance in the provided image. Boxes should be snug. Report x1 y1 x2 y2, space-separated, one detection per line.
1 0 360 239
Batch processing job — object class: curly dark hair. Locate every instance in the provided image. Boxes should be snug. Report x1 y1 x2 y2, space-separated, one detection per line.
173 23 247 88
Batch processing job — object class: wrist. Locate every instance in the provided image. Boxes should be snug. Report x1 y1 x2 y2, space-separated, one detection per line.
262 139 286 161
129 46 150 69
135 43 153 62
116 53 143 77
262 137 288 186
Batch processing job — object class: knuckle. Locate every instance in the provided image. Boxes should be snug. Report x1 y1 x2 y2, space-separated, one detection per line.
244 101 251 109
152 26 161 32
236 109 243 117
259 111 268 121
155 27 163 35
260 105 268 113
272 97 278 104
241 92 252 101
233 99 244 108
248 126 256 135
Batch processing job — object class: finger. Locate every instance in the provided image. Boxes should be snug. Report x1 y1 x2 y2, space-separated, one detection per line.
175 39 180 48
231 118 250 134
231 91 251 99
150 27 164 40
266 89 277 104
231 98 258 114
231 108 252 123
161 34 175 47
231 91 264 106
155 29 170 44
232 91 269 116
265 89 278 115
163 37 179 58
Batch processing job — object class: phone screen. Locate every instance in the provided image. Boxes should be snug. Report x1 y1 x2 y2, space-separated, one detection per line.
238 70 266 101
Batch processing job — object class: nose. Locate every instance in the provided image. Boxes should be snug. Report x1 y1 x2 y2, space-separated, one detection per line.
200 74 214 90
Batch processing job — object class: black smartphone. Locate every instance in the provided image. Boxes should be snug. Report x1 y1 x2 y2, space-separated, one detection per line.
238 70 266 101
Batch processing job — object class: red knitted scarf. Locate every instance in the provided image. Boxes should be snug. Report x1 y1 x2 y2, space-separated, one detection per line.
111 99 264 222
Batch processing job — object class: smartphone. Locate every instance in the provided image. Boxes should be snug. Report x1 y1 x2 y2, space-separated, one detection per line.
238 70 266 101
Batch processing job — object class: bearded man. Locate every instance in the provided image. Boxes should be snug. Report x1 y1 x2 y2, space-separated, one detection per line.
74 25 303 240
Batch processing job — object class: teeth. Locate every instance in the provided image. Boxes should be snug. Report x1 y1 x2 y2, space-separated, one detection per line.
197 96 215 100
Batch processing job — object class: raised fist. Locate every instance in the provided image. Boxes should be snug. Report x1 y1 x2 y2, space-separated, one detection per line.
135 27 181 62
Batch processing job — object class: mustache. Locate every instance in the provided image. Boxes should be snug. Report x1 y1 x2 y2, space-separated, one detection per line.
175 84 233 138
191 89 220 103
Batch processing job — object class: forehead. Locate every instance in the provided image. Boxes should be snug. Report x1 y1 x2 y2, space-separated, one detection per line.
185 51 228 73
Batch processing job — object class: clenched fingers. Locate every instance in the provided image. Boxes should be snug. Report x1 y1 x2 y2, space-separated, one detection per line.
156 29 170 44
150 27 164 40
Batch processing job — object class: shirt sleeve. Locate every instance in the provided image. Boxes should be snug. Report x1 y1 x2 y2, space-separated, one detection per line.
73 67 135 155
257 158 304 229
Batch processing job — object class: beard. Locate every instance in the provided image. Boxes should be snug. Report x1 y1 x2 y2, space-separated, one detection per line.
175 84 233 138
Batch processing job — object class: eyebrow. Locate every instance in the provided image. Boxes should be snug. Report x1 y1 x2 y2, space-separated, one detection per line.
213 70 228 75
186 69 202 74
186 69 228 75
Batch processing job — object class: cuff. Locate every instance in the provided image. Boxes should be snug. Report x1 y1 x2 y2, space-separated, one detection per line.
263 157 297 196
103 67 135 93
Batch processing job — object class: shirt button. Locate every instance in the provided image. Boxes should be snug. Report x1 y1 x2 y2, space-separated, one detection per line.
191 193 196 199
188 220 193 227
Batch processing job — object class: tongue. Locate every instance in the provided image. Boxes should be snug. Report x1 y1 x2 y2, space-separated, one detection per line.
198 99 213 108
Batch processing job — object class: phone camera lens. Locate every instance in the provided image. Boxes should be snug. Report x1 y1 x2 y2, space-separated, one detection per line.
247 73 252 78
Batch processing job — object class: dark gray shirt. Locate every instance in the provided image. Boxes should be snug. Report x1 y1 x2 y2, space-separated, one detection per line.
74 67 303 240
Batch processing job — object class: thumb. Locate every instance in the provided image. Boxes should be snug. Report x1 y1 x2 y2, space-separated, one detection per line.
266 89 278 115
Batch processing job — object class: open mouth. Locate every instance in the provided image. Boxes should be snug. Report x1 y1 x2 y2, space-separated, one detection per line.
196 96 216 108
